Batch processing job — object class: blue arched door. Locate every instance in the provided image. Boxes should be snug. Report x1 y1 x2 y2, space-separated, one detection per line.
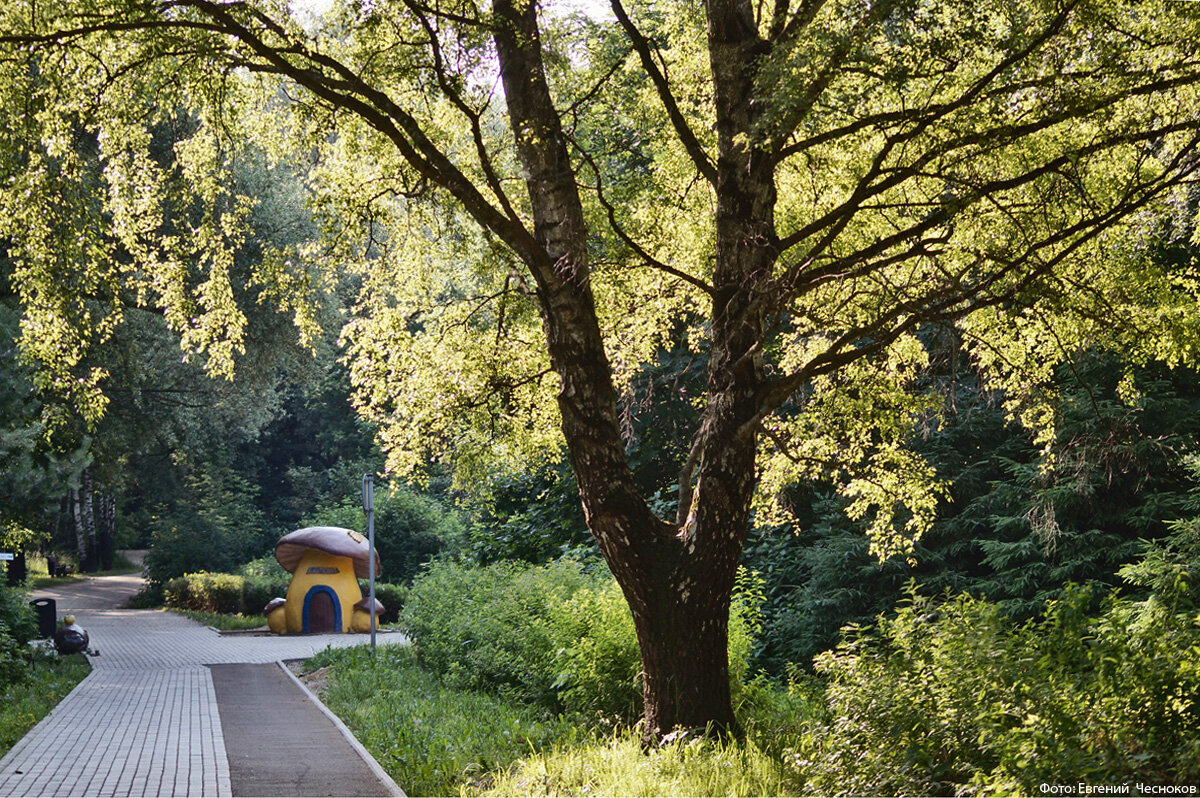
302 586 341 633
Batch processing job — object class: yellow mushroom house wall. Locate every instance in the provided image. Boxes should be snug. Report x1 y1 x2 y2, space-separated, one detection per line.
282 550 364 633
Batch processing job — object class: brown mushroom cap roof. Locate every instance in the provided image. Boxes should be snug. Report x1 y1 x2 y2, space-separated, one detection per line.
354 597 385 615
274 526 383 579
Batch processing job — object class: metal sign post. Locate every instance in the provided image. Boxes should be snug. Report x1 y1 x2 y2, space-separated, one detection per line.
362 473 376 654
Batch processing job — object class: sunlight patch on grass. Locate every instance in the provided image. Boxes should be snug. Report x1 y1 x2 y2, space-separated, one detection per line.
472 732 798 797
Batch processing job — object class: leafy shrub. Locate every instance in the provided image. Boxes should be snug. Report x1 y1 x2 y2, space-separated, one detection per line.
401 559 762 724
236 554 288 579
143 466 268 584
164 572 245 614
799 584 1200 795
145 522 248 586
464 461 595 565
734 672 823 767
127 582 164 608
241 575 289 615
548 577 641 723
368 582 406 624
309 486 466 585
401 559 592 711
0 585 37 645
0 586 37 688
0 625 28 687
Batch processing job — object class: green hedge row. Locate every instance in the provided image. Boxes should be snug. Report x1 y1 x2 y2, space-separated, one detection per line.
163 571 406 622
0 586 38 688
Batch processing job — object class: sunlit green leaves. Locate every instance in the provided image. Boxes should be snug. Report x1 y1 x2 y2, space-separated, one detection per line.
341 199 561 487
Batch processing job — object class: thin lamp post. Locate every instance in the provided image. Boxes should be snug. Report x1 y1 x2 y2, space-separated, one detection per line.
362 473 376 653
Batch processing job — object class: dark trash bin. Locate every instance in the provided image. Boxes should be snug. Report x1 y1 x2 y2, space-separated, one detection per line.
31 597 56 638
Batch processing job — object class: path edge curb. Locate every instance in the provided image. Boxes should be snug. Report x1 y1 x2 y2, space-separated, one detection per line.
275 660 407 798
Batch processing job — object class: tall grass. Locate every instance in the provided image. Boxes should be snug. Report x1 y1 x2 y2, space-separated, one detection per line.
308 643 809 797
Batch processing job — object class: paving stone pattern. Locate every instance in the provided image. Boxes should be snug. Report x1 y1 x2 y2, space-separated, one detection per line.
0 608 405 797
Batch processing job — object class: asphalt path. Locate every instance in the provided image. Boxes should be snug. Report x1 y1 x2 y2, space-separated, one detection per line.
211 663 393 797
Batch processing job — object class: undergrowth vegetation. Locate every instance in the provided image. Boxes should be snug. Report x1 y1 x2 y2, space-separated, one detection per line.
399 559 761 725
802 585 1200 794
0 585 90 757
306 519 1200 797
0 650 89 757
305 645 576 797
475 732 796 797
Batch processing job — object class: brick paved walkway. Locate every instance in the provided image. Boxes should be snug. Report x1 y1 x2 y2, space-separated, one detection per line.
0 579 405 797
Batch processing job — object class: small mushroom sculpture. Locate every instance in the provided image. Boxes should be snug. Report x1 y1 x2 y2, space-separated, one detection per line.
263 526 383 634
263 597 287 635
352 597 385 634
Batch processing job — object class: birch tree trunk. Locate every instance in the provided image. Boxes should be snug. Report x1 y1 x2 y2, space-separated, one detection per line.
97 492 115 570
72 469 99 572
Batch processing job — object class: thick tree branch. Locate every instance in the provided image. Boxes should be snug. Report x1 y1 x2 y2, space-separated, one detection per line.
166 0 543 265
609 0 717 185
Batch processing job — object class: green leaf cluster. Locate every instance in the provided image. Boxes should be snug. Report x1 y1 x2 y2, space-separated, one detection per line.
800 582 1200 794
746 352 1200 672
400 558 762 725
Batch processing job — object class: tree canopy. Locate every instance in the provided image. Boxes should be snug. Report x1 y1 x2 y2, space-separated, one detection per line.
2 0 1200 737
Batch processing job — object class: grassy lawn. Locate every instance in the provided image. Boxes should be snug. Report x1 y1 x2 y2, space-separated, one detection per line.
0 651 90 757
302 645 578 796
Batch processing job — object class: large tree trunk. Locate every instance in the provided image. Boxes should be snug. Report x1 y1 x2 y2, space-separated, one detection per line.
492 0 751 741
625 549 739 738
491 0 770 743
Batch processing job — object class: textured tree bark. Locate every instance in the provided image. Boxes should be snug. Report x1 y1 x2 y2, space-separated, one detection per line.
97 492 115 571
72 469 100 571
623 541 740 739
71 485 87 568
492 0 766 742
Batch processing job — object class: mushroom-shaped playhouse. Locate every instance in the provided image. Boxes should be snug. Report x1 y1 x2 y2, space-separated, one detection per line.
264 526 384 634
